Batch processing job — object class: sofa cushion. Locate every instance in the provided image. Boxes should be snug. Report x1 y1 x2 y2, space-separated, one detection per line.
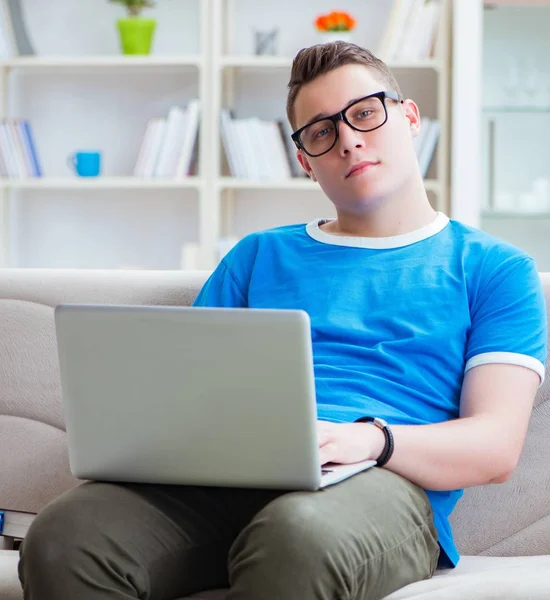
0 550 21 600
0 270 210 517
3 552 550 600
180 556 550 600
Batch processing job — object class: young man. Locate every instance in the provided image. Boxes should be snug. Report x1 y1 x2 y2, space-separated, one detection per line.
19 43 547 600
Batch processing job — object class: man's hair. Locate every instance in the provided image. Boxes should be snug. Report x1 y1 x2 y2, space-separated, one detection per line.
286 42 402 131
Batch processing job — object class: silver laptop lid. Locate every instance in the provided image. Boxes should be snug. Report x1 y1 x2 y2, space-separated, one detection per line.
55 305 322 490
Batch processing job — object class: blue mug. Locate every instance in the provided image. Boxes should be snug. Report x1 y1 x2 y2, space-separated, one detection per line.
68 151 102 177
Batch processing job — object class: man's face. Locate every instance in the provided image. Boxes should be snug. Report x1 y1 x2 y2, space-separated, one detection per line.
293 64 421 210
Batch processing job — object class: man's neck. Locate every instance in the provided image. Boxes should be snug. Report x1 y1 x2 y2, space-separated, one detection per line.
321 179 437 238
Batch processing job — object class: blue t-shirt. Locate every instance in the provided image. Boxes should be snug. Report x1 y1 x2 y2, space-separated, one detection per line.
193 212 548 568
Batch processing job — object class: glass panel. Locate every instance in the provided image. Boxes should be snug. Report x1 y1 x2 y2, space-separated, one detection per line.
482 5 550 215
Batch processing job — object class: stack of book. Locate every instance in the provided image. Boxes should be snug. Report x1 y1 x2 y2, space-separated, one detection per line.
220 109 305 180
0 118 42 178
414 117 440 177
377 0 443 62
134 100 200 179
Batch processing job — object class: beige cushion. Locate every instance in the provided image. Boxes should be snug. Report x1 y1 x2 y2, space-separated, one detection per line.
180 556 550 600
0 550 21 600
3 552 550 600
0 269 209 515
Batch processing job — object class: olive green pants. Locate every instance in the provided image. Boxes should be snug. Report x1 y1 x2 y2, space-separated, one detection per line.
18 467 439 600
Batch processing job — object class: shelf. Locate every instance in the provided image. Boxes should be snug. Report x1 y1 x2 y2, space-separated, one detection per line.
219 177 441 192
220 55 441 72
0 55 202 71
0 177 202 190
220 177 318 190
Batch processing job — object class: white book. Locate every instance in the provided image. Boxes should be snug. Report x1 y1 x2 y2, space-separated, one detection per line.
142 118 167 178
236 119 257 179
395 0 426 61
263 121 291 180
250 118 271 180
0 1 16 58
133 119 156 177
5 119 26 178
227 114 248 179
0 142 8 177
413 117 431 156
418 119 440 177
383 0 417 62
414 1 442 60
231 115 248 179
155 106 186 178
175 99 200 178
13 118 34 176
0 11 10 59
259 121 276 180
0 121 18 177
220 109 240 177
279 119 303 178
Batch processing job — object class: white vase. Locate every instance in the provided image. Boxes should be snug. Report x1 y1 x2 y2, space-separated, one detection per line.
318 31 353 44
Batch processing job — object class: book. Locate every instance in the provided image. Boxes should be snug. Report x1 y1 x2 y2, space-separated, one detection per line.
154 106 186 178
141 118 167 178
278 120 304 178
175 100 200 178
20 120 42 176
0 509 34 539
414 1 442 60
133 119 157 177
5 0 35 55
397 0 427 61
417 119 440 177
377 0 417 61
220 109 241 177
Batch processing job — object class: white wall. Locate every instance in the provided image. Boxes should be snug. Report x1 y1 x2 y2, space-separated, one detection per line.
9 0 444 269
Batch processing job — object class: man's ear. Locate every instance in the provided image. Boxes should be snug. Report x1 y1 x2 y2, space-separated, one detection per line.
296 150 317 182
403 99 421 139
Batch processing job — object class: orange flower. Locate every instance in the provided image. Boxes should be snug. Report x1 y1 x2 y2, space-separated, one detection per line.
314 10 356 32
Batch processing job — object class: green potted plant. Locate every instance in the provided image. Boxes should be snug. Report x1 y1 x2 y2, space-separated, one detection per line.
109 0 157 55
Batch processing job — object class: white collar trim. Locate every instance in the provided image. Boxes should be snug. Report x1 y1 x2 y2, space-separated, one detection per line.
305 212 450 249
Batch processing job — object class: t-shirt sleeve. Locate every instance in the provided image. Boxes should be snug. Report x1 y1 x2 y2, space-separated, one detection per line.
193 260 247 307
465 256 547 384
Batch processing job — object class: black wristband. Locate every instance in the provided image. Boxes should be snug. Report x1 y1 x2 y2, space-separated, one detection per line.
355 416 394 467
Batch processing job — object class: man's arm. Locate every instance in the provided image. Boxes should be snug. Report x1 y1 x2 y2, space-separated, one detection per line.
318 363 540 491
384 363 540 490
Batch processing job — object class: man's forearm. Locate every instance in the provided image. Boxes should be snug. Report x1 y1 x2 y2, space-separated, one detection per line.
381 417 518 491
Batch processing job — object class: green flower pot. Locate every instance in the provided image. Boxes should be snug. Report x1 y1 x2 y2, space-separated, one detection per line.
117 18 157 55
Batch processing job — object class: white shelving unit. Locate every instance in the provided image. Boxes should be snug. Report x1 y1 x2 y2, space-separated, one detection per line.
0 56 202 70
0 0 454 270
207 0 453 267
0 177 203 190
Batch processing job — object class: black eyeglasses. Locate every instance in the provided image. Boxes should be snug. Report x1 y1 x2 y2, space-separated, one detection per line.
291 90 404 158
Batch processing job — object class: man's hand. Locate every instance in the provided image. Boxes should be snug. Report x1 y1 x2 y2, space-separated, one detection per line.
317 420 386 465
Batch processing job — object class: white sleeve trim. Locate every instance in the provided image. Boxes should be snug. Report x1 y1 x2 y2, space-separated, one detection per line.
465 352 546 386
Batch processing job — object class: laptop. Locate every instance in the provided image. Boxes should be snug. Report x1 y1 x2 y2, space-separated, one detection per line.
54 304 376 491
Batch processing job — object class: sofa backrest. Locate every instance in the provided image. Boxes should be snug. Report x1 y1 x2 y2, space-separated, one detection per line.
0 269 209 516
450 272 550 557
1 268 549 557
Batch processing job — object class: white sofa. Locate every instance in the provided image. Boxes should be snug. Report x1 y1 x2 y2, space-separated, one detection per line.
1 268 550 600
